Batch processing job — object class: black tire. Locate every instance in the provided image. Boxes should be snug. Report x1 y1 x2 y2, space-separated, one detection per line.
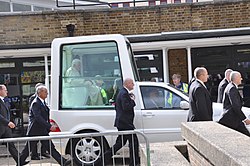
72 136 108 166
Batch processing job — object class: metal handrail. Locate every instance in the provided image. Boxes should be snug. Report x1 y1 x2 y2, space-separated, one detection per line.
0 130 151 166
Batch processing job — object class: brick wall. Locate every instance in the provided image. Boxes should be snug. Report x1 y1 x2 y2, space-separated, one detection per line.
168 49 188 83
187 144 213 166
0 0 250 46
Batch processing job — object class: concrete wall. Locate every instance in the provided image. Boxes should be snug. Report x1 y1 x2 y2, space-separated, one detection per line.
182 122 250 166
0 0 250 46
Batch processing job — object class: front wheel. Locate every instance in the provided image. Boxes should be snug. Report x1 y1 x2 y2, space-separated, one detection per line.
72 136 107 166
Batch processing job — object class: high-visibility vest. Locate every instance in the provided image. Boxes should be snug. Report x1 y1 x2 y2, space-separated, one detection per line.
181 83 189 94
167 83 188 107
100 88 107 104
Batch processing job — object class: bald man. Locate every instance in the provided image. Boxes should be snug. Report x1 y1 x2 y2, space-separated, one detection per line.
99 78 140 166
188 67 213 121
217 69 233 103
219 71 250 136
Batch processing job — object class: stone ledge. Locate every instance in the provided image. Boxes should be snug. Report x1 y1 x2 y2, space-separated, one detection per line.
181 121 250 166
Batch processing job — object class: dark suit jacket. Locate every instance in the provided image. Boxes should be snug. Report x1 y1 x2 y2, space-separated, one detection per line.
188 80 213 121
114 88 136 130
0 99 10 130
28 93 36 107
217 78 229 103
219 83 246 129
27 97 51 136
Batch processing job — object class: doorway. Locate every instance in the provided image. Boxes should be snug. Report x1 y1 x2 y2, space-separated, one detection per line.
0 57 50 136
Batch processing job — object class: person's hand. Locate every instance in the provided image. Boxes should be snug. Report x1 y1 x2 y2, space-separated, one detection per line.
8 122 15 129
244 119 250 125
50 126 57 132
129 93 135 100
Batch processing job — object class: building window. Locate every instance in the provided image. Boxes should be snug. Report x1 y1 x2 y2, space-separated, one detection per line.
160 0 168 5
149 0 156 6
123 2 130 7
33 6 52 11
21 71 45 84
134 50 163 82
13 3 31 12
111 3 118 8
174 0 181 3
0 1 10 12
0 62 15 68
23 60 48 67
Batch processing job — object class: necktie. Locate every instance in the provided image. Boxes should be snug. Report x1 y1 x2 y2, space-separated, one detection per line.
44 101 49 111
3 99 10 120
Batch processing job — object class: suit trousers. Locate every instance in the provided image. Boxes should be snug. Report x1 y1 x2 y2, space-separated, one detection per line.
103 128 140 166
236 123 250 137
20 139 66 165
0 127 19 163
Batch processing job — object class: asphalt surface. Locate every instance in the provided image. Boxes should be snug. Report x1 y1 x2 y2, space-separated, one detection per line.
0 144 70 166
0 144 129 166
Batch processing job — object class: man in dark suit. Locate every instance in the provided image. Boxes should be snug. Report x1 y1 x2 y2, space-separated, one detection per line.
100 78 140 166
28 83 50 160
219 71 250 136
19 85 71 166
188 67 213 121
0 85 29 166
217 69 233 103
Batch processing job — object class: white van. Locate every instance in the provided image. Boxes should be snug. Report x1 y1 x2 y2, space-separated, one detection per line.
49 34 250 166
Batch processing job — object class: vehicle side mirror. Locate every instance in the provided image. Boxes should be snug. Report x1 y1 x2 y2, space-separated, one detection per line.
180 101 189 110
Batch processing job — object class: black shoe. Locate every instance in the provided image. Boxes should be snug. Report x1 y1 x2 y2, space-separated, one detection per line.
63 159 72 166
31 156 41 160
17 160 30 166
23 161 30 165
41 152 50 158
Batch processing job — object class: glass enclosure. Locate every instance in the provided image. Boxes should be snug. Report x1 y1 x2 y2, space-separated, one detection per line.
60 41 123 109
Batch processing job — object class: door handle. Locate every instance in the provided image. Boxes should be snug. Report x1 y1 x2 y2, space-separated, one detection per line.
143 112 155 117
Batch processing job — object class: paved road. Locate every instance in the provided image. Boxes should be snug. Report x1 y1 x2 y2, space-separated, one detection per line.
0 156 62 166
0 144 69 166
0 143 133 166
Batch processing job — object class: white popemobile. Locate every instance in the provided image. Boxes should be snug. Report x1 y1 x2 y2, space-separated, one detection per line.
48 34 250 166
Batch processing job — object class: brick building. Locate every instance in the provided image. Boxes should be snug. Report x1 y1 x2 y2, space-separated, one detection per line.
0 0 250 134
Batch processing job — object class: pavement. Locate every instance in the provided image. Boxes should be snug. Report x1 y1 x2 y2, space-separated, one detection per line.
0 143 68 166
1 141 190 166
0 144 130 166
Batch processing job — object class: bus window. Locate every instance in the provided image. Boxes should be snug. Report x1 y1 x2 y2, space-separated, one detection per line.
60 41 122 109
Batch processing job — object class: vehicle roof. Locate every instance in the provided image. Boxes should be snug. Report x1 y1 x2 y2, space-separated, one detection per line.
52 34 128 44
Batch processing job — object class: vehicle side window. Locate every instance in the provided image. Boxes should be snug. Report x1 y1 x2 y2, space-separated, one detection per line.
140 86 185 110
60 41 122 109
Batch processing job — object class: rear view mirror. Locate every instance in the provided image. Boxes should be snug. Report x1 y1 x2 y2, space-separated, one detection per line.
180 101 189 110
